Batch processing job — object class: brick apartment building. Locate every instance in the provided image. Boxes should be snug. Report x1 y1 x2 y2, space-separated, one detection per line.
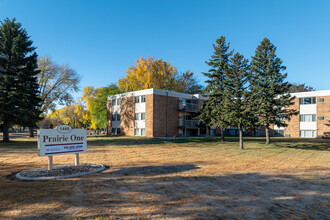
272 90 330 138
107 89 209 137
107 89 330 138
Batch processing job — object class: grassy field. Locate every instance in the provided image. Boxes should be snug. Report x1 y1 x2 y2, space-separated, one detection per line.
0 134 329 219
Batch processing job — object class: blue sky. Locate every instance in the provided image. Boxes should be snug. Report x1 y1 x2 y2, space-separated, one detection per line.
1 0 329 99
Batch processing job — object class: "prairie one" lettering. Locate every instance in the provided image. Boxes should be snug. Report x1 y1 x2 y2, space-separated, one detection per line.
43 135 84 143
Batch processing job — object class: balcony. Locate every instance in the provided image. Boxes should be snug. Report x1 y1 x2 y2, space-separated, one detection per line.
179 103 199 112
178 120 199 128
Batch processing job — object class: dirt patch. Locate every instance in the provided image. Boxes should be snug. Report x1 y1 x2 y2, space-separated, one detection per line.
0 136 329 219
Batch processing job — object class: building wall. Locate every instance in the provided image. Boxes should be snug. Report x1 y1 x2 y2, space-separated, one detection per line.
145 94 154 137
120 97 135 136
167 96 179 137
153 94 167 137
107 93 193 137
285 97 300 137
317 96 330 138
106 100 112 135
151 94 179 137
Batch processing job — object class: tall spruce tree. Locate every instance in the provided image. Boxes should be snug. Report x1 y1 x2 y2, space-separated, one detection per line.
0 18 41 142
197 36 233 142
222 52 252 149
249 38 297 144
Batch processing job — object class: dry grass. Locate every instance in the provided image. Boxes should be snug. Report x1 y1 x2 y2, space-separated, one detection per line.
0 135 329 219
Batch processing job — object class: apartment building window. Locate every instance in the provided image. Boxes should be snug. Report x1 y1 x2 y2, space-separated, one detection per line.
135 112 145 120
117 98 121 105
111 128 120 135
299 97 316 105
300 130 316 138
141 95 146 103
135 96 140 103
274 129 284 137
112 99 116 106
300 114 316 122
112 113 120 121
134 128 145 136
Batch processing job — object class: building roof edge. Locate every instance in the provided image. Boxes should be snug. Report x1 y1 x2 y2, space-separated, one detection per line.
108 88 208 100
290 90 330 98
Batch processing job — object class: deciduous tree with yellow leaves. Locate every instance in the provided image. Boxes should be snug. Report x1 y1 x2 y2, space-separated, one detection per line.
81 84 121 130
118 57 203 94
81 86 98 129
118 57 180 92
38 103 89 129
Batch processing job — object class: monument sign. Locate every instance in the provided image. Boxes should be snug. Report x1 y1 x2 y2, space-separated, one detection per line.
38 125 87 169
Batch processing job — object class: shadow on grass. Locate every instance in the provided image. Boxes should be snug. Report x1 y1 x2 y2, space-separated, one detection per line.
273 142 330 151
109 164 200 177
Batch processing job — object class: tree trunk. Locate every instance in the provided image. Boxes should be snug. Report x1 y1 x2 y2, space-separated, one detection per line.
265 125 270 144
220 128 225 142
29 127 34 137
3 118 9 142
239 127 244 150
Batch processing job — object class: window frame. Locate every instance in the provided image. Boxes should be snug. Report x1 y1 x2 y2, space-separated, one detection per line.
135 96 140 103
274 129 284 137
300 114 316 122
141 95 146 103
134 128 139 136
300 130 316 138
299 97 316 105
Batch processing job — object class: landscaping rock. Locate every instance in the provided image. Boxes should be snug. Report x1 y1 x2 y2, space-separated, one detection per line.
16 163 105 180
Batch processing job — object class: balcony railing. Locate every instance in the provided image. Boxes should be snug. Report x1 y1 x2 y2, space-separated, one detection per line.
179 103 199 112
178 120 199 127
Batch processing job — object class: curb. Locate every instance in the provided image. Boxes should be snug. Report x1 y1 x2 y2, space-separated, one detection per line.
16 163 106 180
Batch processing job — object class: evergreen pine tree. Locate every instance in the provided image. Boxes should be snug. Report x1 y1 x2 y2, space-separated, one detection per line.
0 18 41 142
249 38 297 144
222 52 253 149
197 36 233 141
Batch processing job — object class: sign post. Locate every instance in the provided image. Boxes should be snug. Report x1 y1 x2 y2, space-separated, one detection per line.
38 125 87 170
48 156 53 170
75 153 79 166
